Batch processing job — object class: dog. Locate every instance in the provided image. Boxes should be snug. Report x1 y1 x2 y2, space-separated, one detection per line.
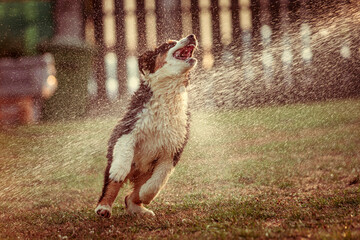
95 34 198 217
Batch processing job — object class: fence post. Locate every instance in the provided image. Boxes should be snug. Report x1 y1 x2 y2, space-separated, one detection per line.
250 0 260 39
114 0 127 96
240 0 254 105
299 0 313 101
136 0 147 53
93 0 108 104
190 0 201 39
190 0 202 66
231 0 241 56
260 0 273 93
155 0 164 45
210 0 222 66
280 0 293 92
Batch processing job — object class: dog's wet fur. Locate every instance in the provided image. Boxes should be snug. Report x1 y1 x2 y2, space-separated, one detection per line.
95 35 198 217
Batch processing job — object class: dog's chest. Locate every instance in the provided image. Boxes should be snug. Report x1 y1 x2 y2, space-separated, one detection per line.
135 91 188 155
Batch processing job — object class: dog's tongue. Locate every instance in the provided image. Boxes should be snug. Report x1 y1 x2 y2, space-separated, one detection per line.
174 45 195 60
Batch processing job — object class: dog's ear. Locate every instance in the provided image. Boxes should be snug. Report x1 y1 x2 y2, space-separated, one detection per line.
139 41 177 75
139 50 156 75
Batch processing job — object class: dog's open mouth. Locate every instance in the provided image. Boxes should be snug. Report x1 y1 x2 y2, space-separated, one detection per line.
173 45 196 60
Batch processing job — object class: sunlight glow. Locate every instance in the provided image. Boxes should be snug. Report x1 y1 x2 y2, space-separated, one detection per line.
302 47 313 61
340 45 351 58
181 0 193 37
126 56 140 93
85 19 95 45
260 25 272 39
219 0 232 45
125 0 137 51
240 0 252 30
145 0 157 49
319 28 330 37
42 75 58 98
202 51 214 69
106 77 119 100
103 0 116 48
46 75 57 87
199 0 212 51
282 49 293 64
262 51 274 67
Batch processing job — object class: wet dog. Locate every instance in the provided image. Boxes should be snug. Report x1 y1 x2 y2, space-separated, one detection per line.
95 34 198 217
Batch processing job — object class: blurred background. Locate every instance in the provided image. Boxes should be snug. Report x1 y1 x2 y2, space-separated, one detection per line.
0 0 359 123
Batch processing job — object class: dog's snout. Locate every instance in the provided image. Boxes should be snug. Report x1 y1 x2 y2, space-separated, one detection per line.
187 34 196 44
188 34 195 40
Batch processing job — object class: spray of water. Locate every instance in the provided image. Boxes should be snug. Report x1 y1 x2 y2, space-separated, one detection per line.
0 119 114 211
189 2 360 110
0 1 359 213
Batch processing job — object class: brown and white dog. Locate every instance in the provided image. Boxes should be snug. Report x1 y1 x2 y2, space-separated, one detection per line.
95 34 198 217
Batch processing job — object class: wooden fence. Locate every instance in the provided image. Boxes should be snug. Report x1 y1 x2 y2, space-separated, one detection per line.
87 0 360 107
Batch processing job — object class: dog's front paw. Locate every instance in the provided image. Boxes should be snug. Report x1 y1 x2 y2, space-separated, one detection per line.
95 204 112 218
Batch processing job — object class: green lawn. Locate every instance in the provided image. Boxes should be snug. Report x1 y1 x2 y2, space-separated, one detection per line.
0 99 359 239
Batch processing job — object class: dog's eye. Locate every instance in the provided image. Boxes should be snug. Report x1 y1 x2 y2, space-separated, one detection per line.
157 42 176 54
167 42 176 49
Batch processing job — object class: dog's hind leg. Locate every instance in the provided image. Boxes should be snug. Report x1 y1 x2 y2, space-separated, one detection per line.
139 159 174 205
125 171 155 216
125 158 174 216
95 134 135 218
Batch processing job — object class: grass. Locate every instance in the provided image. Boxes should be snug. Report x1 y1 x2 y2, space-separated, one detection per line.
0 98 360 239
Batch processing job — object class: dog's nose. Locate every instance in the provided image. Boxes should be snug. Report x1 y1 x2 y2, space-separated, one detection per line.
187 34 196 44
187 34 196 41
